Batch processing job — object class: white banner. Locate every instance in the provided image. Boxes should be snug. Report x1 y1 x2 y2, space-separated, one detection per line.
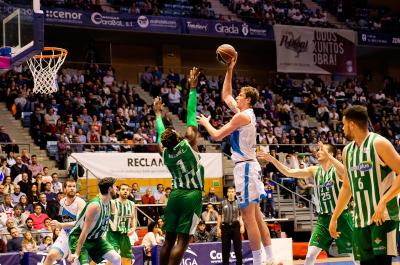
68 152 223 179
274 25 357 75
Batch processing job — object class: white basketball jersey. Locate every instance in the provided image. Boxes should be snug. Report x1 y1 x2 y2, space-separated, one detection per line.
230 108 257 163
59 196 86 234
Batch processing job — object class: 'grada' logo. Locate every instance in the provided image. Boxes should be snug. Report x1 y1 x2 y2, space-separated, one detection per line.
279 32 308 57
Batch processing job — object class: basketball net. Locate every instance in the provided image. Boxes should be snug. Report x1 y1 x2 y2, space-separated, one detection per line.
27 47 68 94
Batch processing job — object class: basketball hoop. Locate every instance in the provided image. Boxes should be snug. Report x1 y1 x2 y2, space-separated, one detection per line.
27 47 67 94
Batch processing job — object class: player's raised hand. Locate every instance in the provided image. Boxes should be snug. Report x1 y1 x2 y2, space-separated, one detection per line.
153 96 164 116
188 67 201 88
328 218 341 239
196 114 211 126
372 199 386 226
227 52 238 71
50 220 61 229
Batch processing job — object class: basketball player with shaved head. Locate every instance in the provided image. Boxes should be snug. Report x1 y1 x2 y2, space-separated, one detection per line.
197 55 276 265
43 179 86 265
154 67 204 265
329 105 400 265
258 142 355 265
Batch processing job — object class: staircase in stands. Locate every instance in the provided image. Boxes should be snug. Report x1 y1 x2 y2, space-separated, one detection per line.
0 103 67 178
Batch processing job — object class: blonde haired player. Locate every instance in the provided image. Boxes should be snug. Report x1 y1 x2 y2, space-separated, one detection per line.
197 55 276 265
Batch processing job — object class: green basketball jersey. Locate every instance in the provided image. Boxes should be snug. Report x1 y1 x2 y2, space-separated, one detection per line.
345 132 400 228
314 165 343 214
163 139 204 190
110 199 135 234
71 195 111 240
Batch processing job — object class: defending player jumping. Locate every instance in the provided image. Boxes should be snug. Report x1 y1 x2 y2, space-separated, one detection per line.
329 105 400 265
154 67 205 265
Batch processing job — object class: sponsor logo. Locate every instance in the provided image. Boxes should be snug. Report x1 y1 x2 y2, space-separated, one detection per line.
46 10 83 21
215 23 239 34
180 247 198 265
137 15 149 28
242 23 249 36
348 161 373 172
279 31 308 57
91 12 124 26
374 237 382 244
186 21 208 31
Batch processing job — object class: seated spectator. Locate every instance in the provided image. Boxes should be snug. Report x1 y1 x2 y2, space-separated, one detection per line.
29 204 49 230
0 158 10 178
28 184 40 204
141 221 164 258
130 183 142 203
43 182 57 202
6 152 16 168
13 205 27 228
22 231 37 252
52 227 60 242
39 235 52 252
11 184 26 205
203 187 221 203
193 220 211 243
28 155 44 177
168 86 181 114
7 227 22 252
201 203 218 241
20 149 31 165
0 194 15 218
159 187 171 204
40 218 53 239
1 219 18 243
141 188 157 221
153 184 165 203
42 167 52 184
50 173 63 194
10 156 30 181
22 218 35 233
18 173 31 195
2 176 14 195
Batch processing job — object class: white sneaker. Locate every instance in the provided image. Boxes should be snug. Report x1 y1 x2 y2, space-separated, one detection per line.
262 260 283 265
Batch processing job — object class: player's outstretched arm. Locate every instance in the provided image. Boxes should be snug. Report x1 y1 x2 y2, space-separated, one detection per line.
186 67 200 150
52 199 86 229
329 150 352 239
153 97 165 152
69 203 99 262
257 151 315 178
197 112 248 141
222 55 240 113
372 137 400 225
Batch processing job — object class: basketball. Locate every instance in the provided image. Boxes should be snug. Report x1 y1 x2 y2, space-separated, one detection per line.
216 44 237 65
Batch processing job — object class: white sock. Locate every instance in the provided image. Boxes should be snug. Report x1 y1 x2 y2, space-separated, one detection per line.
264 245 274 260
304 246 322 265
252 249 263 265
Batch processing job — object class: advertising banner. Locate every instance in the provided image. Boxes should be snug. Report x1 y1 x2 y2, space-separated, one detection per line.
0 252 20 264
274 25 357 75
25 252 71 265
152 239 293 265
184 18 273 39
68 152 223 179
41 8 273 40
358 31 400 47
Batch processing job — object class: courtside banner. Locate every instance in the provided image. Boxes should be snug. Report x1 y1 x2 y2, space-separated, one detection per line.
68 153 222 179
273 25 356 75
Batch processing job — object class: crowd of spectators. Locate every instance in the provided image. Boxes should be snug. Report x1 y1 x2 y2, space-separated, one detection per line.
1 64 160 169
319 0 400 33
220 0 333 27
0 145 65 253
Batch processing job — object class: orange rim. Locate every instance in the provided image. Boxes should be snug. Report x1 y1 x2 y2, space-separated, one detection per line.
32 47 68 59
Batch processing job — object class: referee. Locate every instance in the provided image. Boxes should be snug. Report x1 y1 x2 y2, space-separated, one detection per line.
217 186 245 265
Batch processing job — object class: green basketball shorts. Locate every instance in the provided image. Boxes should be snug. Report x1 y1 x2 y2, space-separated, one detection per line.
162 189 202 235
106 230 133 259
69 233 115 264
309 210 353 254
